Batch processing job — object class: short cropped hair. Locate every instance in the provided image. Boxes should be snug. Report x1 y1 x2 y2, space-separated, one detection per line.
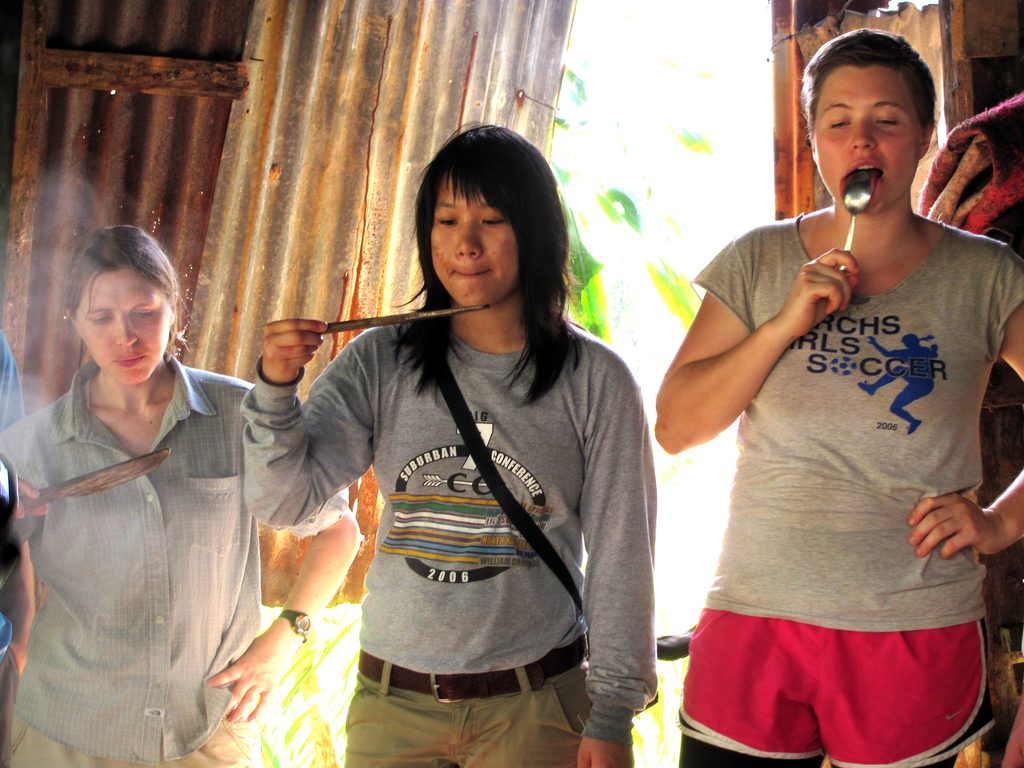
801 28 936 131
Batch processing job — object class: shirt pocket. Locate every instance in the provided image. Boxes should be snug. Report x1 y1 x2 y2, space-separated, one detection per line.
183 475 243 558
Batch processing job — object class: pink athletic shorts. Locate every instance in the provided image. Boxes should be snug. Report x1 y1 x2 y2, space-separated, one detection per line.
680 609 991 766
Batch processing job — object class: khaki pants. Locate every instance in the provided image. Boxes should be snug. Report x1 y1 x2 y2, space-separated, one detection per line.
345 665 591 768
10 716 261 768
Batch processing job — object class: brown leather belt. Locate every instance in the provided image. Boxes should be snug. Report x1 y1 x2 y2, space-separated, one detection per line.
358 635 587 702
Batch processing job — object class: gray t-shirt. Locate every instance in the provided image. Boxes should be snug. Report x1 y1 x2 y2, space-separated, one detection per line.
697 219 1024 631
242 325 658 743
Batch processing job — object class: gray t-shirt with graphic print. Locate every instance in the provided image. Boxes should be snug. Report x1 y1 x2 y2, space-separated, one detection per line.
697 219 1024 631
242 325 658 743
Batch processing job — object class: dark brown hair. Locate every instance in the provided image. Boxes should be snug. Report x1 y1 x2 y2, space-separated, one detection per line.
65 225 184 354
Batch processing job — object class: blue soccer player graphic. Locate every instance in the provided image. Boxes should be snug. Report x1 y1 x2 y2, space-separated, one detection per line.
858 333 938 434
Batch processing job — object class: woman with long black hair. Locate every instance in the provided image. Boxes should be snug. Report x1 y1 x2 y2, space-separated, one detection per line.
243 124 658 768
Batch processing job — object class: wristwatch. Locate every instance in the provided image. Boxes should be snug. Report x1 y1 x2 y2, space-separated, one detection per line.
279 609 311 643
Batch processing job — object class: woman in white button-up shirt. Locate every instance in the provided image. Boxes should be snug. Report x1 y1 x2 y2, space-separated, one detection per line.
0 225 358 768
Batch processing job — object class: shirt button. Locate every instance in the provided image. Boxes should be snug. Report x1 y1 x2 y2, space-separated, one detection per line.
145 708 164 718
155 615 165 625
146 493 155 503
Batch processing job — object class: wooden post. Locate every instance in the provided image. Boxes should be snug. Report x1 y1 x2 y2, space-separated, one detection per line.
771 0 816 220
4 0 46 361
937 0 1024 754
940 0 1021 126
3 0 248 378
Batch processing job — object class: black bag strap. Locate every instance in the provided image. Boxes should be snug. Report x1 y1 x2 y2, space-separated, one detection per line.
435 360 584 616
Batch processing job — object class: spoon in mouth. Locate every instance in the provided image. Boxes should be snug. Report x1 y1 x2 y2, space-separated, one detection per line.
841 169 875 252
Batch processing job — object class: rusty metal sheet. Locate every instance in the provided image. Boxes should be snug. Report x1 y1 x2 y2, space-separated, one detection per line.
189 0 575 387
4 0 574 604
189 0 574 604
5 0 250 409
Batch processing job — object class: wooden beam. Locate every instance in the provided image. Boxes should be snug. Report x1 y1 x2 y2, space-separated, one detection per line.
3 0 45 357
951 0 1019 58
942 0 1024 752
980 406 1024 747
43 48 249 100
772 0 816 220
941 0 1021 127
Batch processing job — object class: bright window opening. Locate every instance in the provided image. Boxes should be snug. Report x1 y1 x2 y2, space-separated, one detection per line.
551 5 775 761
553 2 774 635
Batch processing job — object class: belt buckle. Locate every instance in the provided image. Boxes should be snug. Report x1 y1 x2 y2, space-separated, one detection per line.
429 673 462 703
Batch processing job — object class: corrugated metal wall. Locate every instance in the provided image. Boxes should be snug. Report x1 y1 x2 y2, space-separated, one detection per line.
189 0 575 604
2 0 575 603
190 0 575 389
4 0 574 404
5 0 252 409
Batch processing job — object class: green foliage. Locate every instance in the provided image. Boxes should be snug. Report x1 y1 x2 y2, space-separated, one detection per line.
633 659 688 766
647 258 702 328
259 604 363 767
552 55 709 766
564 196 611 341
595 188 643 233
561 67 588 110
672 125 712 154
555 64 701 341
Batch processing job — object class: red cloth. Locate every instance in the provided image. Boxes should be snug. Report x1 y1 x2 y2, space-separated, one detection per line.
918 90 1024 234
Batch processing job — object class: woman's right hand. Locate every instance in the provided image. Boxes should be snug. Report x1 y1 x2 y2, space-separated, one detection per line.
14 479 45 519
773 249 859 342
260 319 329 385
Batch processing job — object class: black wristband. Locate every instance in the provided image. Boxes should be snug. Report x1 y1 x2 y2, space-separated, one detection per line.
256 356 305 387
